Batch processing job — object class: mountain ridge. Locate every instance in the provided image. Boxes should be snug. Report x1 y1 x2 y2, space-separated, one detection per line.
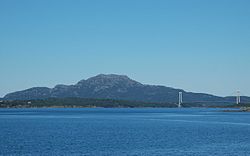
3 74 250 104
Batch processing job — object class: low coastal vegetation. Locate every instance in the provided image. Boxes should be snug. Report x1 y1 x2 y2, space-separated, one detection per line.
224 103 250 112
0 98 177 108
0 98 249 109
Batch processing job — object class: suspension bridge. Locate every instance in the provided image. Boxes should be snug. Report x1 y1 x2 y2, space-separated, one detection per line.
177 90 249 108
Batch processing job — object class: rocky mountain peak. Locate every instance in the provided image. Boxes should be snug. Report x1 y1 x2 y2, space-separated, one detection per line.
76 74 142 87
87 74 130 81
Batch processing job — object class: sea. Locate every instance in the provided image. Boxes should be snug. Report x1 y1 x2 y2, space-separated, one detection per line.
0 108 250 156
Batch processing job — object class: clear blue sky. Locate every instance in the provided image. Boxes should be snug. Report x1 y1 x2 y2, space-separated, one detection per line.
0 0 250 97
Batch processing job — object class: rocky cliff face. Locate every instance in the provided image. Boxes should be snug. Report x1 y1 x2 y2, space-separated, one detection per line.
3 74 235 103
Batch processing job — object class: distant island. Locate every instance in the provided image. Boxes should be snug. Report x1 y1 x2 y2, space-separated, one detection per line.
1 74 249 110
2 74 250 106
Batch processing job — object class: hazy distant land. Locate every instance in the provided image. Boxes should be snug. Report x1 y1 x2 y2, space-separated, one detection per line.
1 74 250 111
3 74 250 105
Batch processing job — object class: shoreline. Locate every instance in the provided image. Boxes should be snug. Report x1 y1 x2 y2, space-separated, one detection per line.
223 107 250 112
0 106 244 110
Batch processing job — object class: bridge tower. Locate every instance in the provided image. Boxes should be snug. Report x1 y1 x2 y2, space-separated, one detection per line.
236 90 241 104
178 92 183 108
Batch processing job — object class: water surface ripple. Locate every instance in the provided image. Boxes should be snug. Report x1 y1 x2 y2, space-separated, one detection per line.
0 108 249 156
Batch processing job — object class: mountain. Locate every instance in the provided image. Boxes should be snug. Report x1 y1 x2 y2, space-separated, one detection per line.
3 74 249 104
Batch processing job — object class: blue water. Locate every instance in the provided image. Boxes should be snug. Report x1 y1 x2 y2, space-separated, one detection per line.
0 108 250 156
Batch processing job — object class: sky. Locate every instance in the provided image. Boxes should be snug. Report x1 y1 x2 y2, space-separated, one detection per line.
0 0 250 97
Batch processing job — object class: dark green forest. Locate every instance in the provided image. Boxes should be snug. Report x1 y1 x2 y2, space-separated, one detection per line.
0 98 176 108
0 98 249 108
